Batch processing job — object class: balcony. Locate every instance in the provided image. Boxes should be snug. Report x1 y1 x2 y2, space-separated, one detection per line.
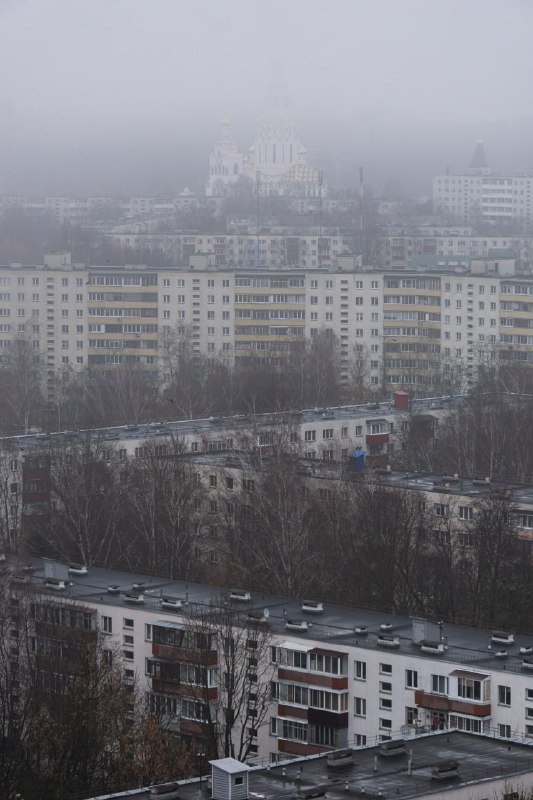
278 740 327 757
365 432 389 445
415 690 491 718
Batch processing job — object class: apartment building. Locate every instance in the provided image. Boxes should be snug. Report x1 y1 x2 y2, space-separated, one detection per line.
9 554 533 764
433 142 533 228
0 193 200 225
105 232 356 269
376 226 533 269
1 254 533 400
7 393 533 559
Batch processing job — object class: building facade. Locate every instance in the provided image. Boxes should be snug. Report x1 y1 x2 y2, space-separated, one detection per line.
9 556 533 765
433 142 533 228
1 254 533 402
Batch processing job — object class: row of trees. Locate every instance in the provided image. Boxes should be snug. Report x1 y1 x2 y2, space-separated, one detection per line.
213 450 523 630
0 328 353 434
15 429 533 633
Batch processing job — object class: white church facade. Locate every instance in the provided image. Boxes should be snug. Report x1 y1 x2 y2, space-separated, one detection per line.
206 78 326 200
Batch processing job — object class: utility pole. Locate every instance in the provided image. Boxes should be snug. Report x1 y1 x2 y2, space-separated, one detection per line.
255 170 261 269
359 166 364 265
318 170 323 267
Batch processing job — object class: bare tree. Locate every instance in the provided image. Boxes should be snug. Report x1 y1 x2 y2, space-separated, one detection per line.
154 602 274 761
0 334 44 434
121 437 201 577
30 438 126 566
0 577 191 800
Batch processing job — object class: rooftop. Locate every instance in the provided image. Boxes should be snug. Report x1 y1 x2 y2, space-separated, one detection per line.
7 553 533 676
0 395 459 450
87 731 533 800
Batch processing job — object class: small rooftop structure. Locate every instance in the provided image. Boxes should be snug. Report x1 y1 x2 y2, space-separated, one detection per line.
210 758 250 800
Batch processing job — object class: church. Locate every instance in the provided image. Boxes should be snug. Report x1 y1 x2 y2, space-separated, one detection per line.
206 77 326 200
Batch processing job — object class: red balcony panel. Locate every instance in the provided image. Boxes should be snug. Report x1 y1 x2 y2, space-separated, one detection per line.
151 643 218 665
278 704 308 720
278 740 327 757
277 667 348 690
365 433 389 445
415 690 491 718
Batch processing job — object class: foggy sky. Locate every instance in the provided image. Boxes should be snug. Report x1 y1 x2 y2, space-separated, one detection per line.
1 0 532 195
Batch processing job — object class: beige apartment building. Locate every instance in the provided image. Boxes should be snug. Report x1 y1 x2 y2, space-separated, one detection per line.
0 253 532 401
105 231 356 269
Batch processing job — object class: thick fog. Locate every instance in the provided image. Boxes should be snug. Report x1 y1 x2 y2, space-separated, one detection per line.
1 0 532 195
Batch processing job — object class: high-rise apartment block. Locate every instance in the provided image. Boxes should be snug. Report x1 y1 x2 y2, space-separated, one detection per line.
1 252 532 401
433 142 533 228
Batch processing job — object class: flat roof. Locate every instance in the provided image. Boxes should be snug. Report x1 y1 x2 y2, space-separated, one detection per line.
7 556 533 677
87 731 533 800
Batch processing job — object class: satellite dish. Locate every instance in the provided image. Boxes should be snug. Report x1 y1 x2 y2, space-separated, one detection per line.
263 607 270 619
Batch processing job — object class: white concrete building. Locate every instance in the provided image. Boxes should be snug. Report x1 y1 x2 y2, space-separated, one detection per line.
13 555 533 765
433 142 533 228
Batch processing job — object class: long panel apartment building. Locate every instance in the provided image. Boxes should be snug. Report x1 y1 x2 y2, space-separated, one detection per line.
8 555 533 765
1 252 533 400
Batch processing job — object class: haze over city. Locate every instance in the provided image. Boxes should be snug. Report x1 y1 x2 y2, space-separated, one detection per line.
1 0 533 195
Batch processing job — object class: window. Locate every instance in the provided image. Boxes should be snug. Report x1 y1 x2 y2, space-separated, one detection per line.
459 506 473 520
434 503 449 517
145 624 152 641
457 676 484 701
322 428 334 439
209 475 217 488
354 660 366 680
102 616 112 634
123 634 134 645
380 718 392 730
354 697 366 717
499 724 511 739
380 697 392 710
123 618 134 629
380 663 392 674
123 650 134 661
405 669 418 689
270 717 278 736
355 734 367 746
235 778 244 787
380 681 392 693
498 685 511 706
